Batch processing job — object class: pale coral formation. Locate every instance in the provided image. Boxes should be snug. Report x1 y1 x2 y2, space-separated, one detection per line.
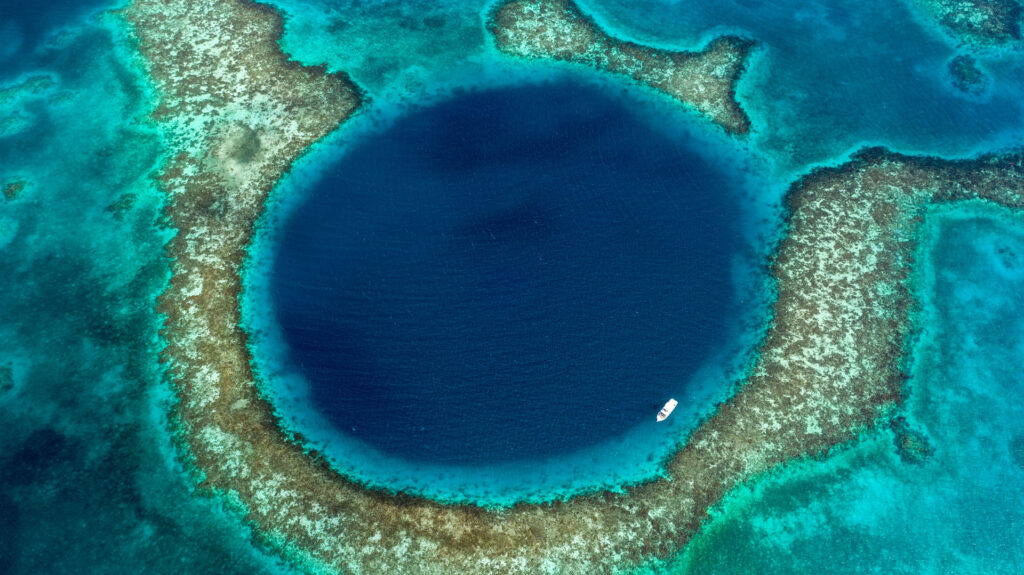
912 0 1021 45
488 0 755 134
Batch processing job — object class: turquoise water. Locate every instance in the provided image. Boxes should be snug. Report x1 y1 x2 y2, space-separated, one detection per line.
2 0 1024 572
581 0 1024 173
266 0 1024 178
0 7 291 574
654 205 1024 574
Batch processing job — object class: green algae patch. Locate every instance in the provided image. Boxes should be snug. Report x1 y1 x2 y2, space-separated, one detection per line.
3 179 27 202
912 0 1022 46
487 0 755 135
121 0 1024 572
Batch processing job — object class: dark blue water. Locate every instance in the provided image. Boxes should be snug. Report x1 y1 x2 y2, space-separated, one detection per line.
270 80 744 465
0 0 112 70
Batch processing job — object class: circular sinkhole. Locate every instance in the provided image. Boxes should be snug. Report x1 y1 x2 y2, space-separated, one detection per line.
251 77 753 503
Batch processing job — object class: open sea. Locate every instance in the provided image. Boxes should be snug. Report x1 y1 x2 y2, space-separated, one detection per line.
2 0 1024 572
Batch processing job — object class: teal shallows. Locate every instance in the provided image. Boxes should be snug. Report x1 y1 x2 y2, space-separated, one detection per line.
640 204 1024 575
263 0 490 96
258 0 1024 182
240 66 779 507
576 0 1024 174
0 10 297 575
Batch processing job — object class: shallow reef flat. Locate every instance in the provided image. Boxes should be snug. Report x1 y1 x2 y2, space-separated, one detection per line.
911 0 1022 45
488 0 755 135
120 0 1024 573
0 74 59 137
0 75 56 105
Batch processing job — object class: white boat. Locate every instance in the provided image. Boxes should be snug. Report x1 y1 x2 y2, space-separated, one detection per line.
656 398 678 422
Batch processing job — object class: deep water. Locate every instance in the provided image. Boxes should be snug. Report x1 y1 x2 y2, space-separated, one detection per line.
270 80 743 466
3 0 1024 571
246 76 762 504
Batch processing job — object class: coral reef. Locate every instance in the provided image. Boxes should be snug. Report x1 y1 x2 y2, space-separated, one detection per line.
105 193 138 220
912 0 1022 45
890 416 935 463
0 76 58 137
122 0 1024 573
949 53 988 95
0 75 56 105
2 180 26 201
488 0 755 135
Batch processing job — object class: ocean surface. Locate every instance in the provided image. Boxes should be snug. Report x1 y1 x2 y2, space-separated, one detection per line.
249 78 752 502
1 0 1023 572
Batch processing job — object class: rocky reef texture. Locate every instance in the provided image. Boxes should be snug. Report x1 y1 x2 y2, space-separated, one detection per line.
117 0 360 562
949 53 989 95
0 75 58 137
3 179 27 201
105 192 138 220
122 0 1024 573
0 75 56 105
488 0 755 135
890 416 935 463
912 0 1022 45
